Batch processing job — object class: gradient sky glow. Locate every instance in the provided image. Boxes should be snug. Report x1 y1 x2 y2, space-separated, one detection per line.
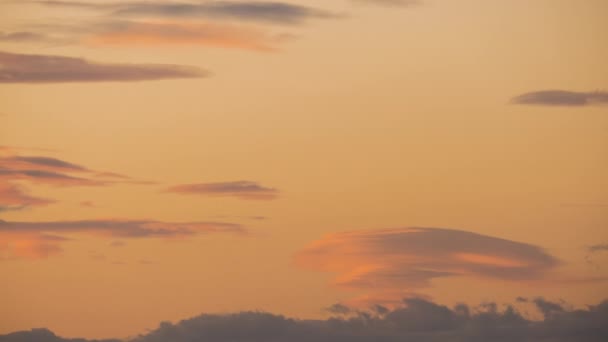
1 0 607 340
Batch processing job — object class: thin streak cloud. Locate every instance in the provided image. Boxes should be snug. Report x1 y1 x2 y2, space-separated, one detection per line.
0 50 208 83
511 90 608 107
0 219 246 260
166 181 279 200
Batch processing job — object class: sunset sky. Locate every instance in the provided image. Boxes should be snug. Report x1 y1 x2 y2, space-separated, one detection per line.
1 0 607 340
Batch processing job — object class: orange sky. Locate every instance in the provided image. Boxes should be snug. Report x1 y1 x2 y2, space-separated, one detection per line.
1 0 607 339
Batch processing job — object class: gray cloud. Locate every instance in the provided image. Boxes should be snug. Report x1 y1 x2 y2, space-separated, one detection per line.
24 1 336 25
3 297 607 342
3 156 88 171
511 90 608 107
166 181 279 200
0 31 50 42
589 244 608 253
0 50 207 83
114 1 336 25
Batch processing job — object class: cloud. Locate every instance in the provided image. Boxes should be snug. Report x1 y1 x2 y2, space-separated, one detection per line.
589 244 608 253
0 151 152 187
0 155 89 172
0 218 246 260
0 169 104 186
511 90 608 107
0 150 156 212
0 50 207 83
25 1 337 25
0 31 50 42
166 181 279 200
88 21 280 51
4 297 607 342
0 183 55 211
295 228 560 299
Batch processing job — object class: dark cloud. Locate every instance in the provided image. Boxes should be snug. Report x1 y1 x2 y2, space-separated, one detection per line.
166 181 279 200
0 50 207 83
3 297 607 342
511 90 608 107
295 227 560 301
0 218 246 260
0 328 119 342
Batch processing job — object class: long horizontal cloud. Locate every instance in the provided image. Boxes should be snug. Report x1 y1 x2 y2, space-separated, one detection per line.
89 21 280 51
166 181 279 200
0 50 207 83
295 227 560 299
4 297 606 342
0 219 246 260
27 0 337 25
511 90 608 107
113 1 336 25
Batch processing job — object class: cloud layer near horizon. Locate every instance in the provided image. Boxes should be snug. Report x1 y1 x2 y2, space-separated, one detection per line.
0 50 207 83
295 228 560 299
2 297 607 342
0 219 246 260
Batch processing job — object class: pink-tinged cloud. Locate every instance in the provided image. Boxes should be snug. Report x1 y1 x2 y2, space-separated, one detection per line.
166 181 279 200
89 21 279 51
0 219 246 260
0 182 55 210
295 227 560 297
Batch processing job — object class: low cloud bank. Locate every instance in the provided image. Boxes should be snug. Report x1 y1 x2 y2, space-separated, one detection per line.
2 297 607 342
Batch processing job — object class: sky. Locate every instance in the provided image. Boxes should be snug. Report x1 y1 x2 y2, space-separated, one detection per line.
0 0 607 341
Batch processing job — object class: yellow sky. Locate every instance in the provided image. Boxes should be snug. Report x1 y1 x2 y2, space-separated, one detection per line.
1 0 607 339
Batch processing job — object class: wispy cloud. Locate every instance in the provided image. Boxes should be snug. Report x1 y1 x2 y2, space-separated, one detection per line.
589 244 608 253
0 183 55 211
24 0 337 25
0 50 207 83
166 181 279 200
0 31 51 42
5 297 607 342
295 227 560 300
0 149 154 209
0 219 246 260
511 90 608 107
88 21 280 51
